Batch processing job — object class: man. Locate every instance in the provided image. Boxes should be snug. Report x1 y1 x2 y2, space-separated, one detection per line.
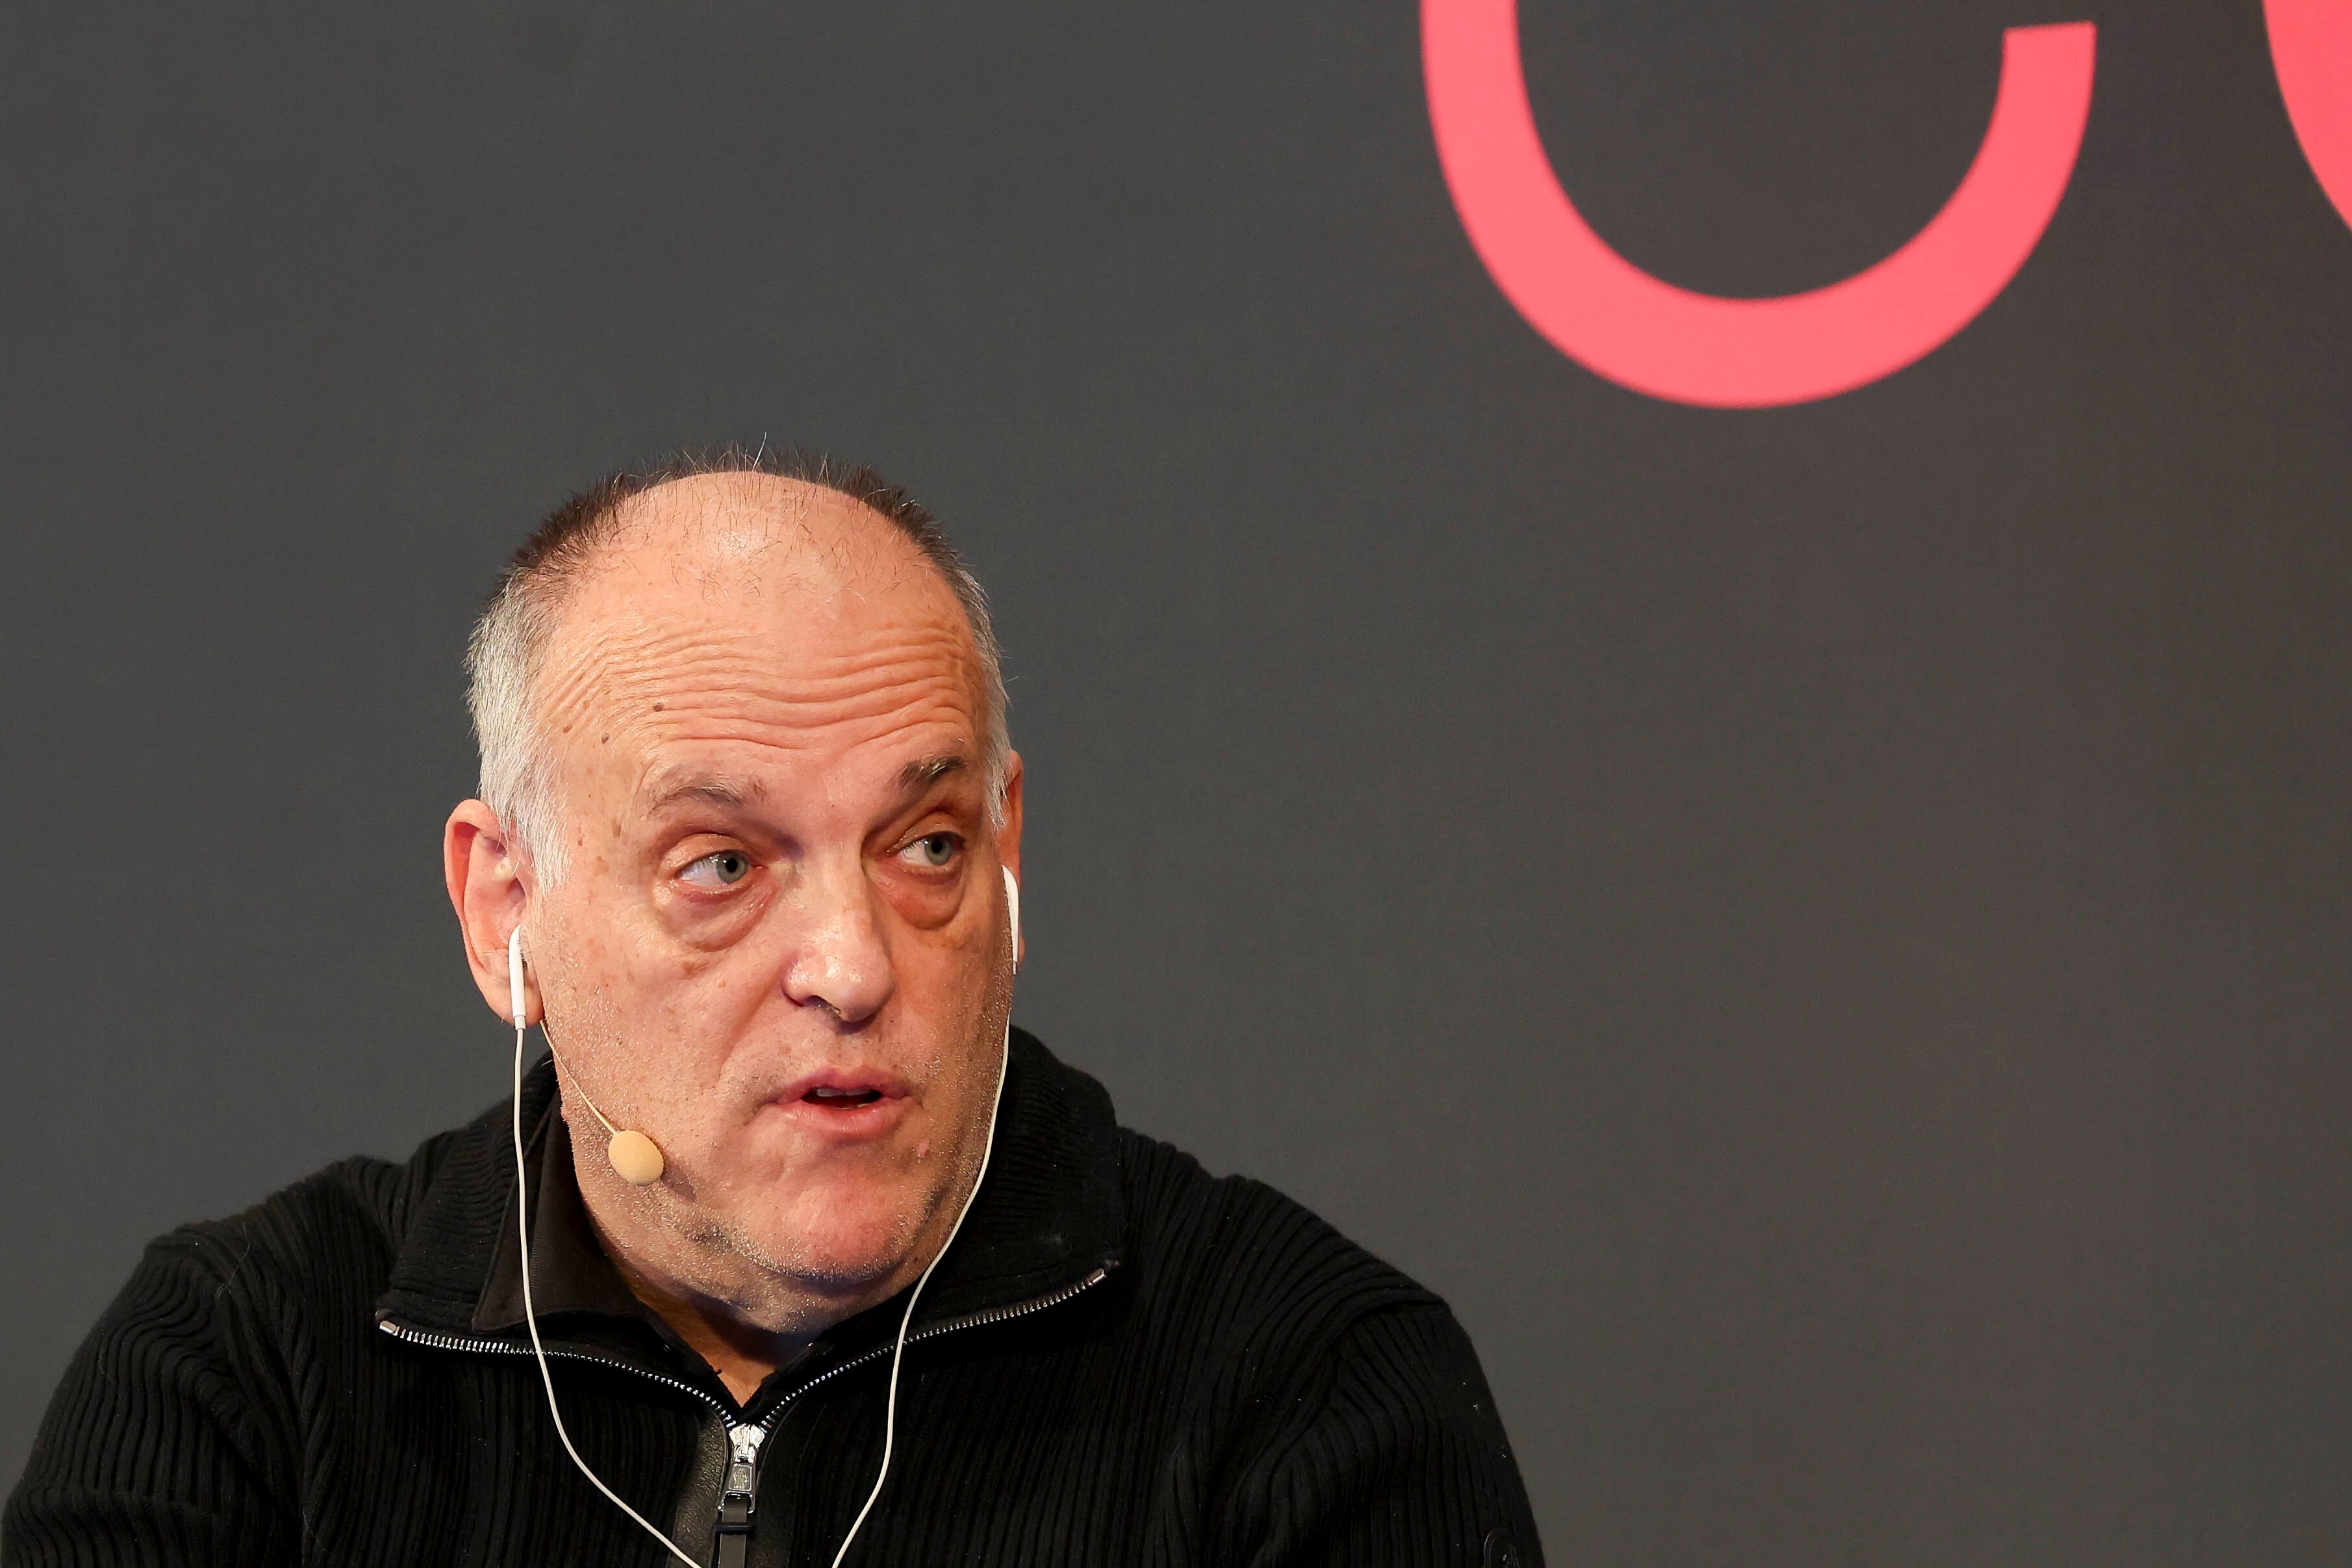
3 449 1540 1566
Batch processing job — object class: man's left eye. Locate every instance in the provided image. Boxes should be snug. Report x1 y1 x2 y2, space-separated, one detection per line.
905 833 960 869
681 850 754 888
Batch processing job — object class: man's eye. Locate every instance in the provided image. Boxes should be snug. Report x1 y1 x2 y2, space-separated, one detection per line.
905 833 959 869
683 850 753 888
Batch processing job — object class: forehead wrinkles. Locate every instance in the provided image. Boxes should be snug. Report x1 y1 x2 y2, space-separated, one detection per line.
533 605 983 768
526 474 987 785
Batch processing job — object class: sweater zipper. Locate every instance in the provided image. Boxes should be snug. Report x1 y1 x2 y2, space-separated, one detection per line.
377 1263 1109 1558
713 1422 766 1568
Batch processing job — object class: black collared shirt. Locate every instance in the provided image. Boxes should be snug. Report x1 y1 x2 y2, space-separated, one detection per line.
485 1089 676 1325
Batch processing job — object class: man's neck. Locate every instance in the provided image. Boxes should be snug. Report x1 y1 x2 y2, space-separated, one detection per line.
564 1130 949 1406
597 1240 818 1405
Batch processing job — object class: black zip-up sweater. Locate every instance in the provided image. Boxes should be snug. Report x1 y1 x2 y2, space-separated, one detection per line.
4 1030 1540 1566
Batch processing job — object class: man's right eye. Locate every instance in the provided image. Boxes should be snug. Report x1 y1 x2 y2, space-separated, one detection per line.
681 850 753 889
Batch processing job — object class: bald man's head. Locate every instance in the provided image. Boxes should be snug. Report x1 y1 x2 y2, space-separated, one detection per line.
443 448 1026 1327
466 447 1007 883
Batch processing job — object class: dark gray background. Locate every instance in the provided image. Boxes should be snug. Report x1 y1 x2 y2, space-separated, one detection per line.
4 2 2349 1562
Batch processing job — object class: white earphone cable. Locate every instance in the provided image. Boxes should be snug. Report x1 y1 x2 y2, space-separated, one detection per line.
827 1020 1010 1568
828 864 1019 1565
509 928 703 1568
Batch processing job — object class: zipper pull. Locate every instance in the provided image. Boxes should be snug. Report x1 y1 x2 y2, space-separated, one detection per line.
713 1421 766 1568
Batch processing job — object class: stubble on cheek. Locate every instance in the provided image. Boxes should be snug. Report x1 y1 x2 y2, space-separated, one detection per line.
537 948 647 1152
530 878 702 1189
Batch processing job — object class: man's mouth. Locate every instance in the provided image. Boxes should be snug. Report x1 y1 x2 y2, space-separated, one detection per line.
765 1071 909 1141
803 1085 884 1108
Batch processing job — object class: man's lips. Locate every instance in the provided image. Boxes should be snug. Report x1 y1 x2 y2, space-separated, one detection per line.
771 1069 909 1115
803 1085 885 1107
747 1069 917 1143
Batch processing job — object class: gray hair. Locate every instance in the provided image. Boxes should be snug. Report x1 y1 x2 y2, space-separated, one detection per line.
464 445 1009 885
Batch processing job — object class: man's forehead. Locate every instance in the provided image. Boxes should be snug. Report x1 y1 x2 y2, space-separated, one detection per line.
522 469 993 829
537 479 980 713
546 632 985 820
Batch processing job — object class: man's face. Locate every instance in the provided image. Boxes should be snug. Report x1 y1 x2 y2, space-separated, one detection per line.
518 474 1018 1303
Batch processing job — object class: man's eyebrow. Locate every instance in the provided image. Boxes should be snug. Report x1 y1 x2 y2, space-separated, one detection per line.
896 753 969 800
640 771 769 813
637 759 966 815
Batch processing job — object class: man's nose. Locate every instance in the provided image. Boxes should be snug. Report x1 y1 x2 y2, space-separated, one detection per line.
781 860 895 1026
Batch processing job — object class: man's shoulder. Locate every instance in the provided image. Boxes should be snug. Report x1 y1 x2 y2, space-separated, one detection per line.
134 1096 501 1319
1101 1126 1541 1562
1110 1124 1446 1350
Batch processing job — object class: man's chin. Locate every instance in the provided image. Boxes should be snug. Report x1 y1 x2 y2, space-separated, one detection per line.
730 1185 938 1298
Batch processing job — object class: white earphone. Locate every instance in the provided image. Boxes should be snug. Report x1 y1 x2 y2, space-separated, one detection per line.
503 863 1022 1567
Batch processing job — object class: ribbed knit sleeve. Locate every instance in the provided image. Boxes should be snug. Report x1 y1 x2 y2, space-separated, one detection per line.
1218 1303 1541 1568
3 1224 302 1567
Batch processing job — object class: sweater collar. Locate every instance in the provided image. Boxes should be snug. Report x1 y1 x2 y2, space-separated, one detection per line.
373 1027 1125 1350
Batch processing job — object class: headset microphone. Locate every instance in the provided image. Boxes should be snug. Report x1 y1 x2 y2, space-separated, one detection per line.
507 927 666 1185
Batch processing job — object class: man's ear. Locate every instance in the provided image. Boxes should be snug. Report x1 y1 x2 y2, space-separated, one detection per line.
996 752 1025 970
445 798 538 1024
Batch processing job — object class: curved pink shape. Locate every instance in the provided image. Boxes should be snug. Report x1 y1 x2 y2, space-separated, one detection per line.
2266 0 2352 233
1423 3 2097 408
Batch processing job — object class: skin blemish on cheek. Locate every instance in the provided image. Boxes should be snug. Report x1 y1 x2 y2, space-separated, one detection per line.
915 1141 931 1159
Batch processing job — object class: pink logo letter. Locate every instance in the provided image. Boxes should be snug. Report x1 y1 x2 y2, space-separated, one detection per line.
1423 1 2097 407
2266 0 2352 233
